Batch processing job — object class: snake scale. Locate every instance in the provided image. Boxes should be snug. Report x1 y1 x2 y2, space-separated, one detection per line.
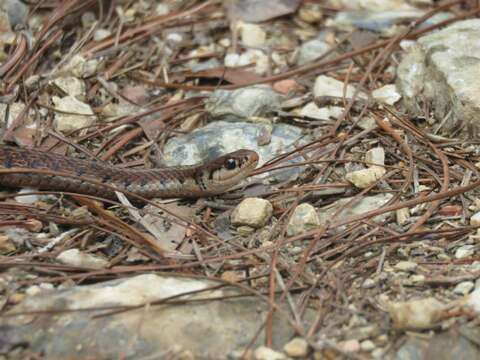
0 146 259 200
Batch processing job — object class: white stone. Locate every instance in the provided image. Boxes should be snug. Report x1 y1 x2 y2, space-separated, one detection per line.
409 274 425 284
455 245 475 259
467 288 480 314
471 211 480 226
394 261 417 272
224 53 241 67
93 28 111 41
155 3 170 15
357 116 377 130
224 50 269 75
298 4 323 23
345 166 386 189
52 76 86 100
283 337 309 357
470 261 480 271
254 346 286 360
231 198 273 228
14 188 40 204
166 32 183 44
362 278 376 289
396 208 410 225
298 102 344 121
339 339 360 352
372 348 384 358
63 54 99 78
313 75 367 99
365 147 385 167
453 281 474 295
52 96 95 132
239 23 266 47
57 248 108 269
287 203 320 236
25 285 42 296
372 84 401 105
360 340 376 351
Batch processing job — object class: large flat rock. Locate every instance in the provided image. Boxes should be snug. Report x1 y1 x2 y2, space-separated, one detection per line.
397 19 480 138
0 274 305 359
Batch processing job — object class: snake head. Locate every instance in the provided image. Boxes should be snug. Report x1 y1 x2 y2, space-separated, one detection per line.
196 149 259 195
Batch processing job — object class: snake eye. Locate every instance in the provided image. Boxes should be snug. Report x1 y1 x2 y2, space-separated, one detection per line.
225 158 237 170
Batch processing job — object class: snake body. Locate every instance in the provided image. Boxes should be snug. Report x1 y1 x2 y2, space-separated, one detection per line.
0 146 259 199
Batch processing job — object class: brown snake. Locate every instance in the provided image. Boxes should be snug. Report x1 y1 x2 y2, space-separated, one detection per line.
0 146 259 200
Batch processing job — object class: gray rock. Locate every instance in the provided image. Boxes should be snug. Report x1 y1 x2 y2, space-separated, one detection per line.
397 19 480 138
287 203 320 236
318 193 394 225
365 147 385 167
206 85 282 121
189 57 222 72
391 325 480 360
0 274 308 358
3 0 28 30
297 38 331 65
163 120 305 181
385 297 444 330
329 10 452 32
372 84 401 105
51 76 86 100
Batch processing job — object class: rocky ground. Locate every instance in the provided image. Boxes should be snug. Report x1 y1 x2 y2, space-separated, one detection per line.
1 0 480 359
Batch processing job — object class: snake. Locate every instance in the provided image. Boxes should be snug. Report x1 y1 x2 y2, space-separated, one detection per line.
0 146 259 200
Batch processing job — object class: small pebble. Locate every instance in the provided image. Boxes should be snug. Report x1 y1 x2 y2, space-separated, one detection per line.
287 203 320 236
409 274 425 284
362 278 376 289
394 261 417 272
0 235 15 252
56 248 108 269
453 281 474 295
254 346 286 360
239 23 266 47
365 147 385 167
372 348 384 358
339 339 360 353
455 245 475 259
471 212 480 226
231 198 273 228
283 337 309 357
345 166 386 189
237 225 256 236
360 340 376 352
